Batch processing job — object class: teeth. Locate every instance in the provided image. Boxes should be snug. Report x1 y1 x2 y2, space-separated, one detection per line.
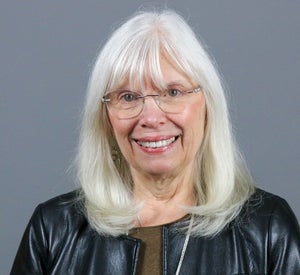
137 137 176 148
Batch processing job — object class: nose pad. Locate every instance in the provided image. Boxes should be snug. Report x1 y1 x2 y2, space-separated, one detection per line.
139 95 166 127
142 94 162 112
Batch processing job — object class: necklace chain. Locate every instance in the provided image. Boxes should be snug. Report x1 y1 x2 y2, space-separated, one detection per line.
175 214 194 275
132 213 194 274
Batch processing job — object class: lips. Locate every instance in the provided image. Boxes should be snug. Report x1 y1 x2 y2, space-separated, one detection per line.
136 136 177 148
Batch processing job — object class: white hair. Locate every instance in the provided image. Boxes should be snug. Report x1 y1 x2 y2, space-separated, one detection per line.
77 10 255 237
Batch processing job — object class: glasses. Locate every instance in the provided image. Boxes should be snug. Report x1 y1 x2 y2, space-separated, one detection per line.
102 86 202 119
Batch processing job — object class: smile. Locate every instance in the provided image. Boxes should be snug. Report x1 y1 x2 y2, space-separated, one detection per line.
136 136 177 148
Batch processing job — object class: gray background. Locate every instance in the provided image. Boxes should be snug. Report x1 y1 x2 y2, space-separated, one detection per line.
1 1 299 273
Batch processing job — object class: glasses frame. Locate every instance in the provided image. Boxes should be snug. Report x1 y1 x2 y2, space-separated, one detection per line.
101 85 203 118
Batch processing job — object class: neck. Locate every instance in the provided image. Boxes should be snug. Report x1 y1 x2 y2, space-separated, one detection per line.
132 168 196 227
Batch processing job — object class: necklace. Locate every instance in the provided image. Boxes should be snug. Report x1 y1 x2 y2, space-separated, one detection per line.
175 214 194 275
132 213 194 274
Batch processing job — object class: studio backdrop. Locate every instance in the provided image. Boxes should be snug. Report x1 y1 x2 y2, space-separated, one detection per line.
1 1 299 274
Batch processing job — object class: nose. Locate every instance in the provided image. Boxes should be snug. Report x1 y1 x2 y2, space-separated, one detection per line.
139 95 166 127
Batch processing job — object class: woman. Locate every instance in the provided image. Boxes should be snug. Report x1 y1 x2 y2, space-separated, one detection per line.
11 10 300 274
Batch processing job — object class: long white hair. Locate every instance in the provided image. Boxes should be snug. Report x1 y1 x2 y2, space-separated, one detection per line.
77 10 255 236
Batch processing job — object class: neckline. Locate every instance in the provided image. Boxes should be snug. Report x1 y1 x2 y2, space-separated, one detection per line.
130 214 191 232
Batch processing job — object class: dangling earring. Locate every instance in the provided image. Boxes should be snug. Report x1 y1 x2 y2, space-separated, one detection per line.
112 146 121 165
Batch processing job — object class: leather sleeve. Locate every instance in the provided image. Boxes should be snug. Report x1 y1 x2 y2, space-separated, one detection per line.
10 205 49 275
268 198 300 274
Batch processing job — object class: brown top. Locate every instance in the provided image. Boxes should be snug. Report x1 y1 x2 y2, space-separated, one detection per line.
129 225 163 275
129 215 190 275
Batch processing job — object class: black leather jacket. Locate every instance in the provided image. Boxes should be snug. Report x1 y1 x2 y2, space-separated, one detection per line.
11 189 300 274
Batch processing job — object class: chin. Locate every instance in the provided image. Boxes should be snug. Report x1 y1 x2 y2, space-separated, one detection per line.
140 164 178 177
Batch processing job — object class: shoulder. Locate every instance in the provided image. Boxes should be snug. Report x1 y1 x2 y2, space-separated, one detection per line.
12 190 90 273
238 188 300 251
246 190 300 272
37 189 83 214
35 189 84 218
235 188 300 271
29 190 89 240
243 188 299 225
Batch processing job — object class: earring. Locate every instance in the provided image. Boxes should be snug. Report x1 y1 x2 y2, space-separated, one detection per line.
112 146 121 164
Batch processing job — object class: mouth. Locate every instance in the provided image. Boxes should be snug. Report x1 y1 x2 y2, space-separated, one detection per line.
135 136 179 148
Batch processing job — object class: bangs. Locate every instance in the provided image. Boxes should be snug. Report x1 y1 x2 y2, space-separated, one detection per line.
105 26 196 93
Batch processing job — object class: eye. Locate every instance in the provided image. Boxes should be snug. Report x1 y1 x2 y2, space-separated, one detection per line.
118 91 140 102
167 88 182 97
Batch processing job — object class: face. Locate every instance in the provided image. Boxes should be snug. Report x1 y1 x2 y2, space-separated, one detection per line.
108 56 206 181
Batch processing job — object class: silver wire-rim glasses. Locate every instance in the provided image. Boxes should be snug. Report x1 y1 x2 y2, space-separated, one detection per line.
102 86 202 119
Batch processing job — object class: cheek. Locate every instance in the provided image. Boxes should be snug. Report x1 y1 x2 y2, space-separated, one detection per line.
184 101 206 146
108 116 135 150
109 114 127 136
